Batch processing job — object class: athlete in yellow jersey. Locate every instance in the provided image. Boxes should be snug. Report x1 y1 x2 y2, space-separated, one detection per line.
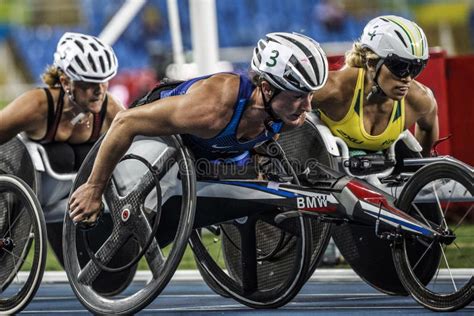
313 15 439 157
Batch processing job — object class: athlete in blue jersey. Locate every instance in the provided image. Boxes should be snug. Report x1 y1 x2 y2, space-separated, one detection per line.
69 32 329 225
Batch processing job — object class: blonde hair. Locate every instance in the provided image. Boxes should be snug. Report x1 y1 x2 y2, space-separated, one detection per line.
41 65 65 88
344 42 380 69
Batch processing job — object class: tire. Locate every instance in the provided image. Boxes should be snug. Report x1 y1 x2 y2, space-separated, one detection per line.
0 175 47 314
276 118 336 280
192 227 230 298
393 161 473 311
190 212 312 308
63 134 196 315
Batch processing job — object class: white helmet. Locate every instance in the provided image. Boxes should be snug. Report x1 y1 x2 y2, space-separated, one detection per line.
54 32 118 83
360 15 428 61
251 32 328 93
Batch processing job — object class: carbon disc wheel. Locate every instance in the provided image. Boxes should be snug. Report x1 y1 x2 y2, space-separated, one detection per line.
63 135 196 315
190 212 312 308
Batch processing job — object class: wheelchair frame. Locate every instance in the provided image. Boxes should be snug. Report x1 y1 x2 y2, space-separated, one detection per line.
61 125 473 314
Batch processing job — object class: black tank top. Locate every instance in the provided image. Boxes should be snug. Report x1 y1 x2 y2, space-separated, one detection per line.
37 88 108 144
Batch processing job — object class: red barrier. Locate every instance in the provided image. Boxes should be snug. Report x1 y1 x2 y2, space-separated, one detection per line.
445 55 474 165
416 51 451 156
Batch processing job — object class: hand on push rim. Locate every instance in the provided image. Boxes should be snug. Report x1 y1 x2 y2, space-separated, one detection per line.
69 183 104 227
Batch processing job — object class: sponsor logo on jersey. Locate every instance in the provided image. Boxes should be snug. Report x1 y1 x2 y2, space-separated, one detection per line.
337 129 363 145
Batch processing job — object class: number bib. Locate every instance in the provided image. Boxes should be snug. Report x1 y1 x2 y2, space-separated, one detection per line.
258 41 293 78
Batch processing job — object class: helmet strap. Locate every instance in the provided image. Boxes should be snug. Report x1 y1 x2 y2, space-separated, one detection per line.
65 84 90 125
259 84 282 124
366 58 386 101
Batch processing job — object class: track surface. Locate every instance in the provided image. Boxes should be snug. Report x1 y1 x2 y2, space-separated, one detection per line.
15 270 474 315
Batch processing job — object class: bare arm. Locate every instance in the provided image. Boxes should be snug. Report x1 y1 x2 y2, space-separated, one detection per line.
101 92 126 132
0 89 46 144
310 69 352 119
69 75 236 223
410 85 439 157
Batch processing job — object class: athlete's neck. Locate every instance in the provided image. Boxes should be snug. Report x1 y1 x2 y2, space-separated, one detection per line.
364 74 389 105
246 88 271 123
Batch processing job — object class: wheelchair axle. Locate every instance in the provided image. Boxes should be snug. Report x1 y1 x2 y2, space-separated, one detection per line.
0 237 14 253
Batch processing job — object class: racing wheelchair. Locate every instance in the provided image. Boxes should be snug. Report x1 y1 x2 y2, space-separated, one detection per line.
280 113 473 310
62 83 472 314
0 135 144 313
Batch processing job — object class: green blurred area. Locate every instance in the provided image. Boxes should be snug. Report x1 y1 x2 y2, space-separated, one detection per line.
0 0 29 24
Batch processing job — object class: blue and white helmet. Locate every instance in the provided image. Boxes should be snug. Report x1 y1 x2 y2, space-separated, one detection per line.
54 32 118 83
251 32 328 93
360 15 429 61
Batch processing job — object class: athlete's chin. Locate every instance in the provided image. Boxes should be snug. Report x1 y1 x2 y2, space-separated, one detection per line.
283 116 305 128
389 89 408 101
86 102 102 113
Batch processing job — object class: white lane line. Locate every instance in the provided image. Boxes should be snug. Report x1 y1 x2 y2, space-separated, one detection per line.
28 269 473 283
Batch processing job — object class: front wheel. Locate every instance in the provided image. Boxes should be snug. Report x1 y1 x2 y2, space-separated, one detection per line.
63 135 196 315
393 161 473 311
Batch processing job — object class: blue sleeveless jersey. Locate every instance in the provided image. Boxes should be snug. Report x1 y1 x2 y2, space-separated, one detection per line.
160 74 283 161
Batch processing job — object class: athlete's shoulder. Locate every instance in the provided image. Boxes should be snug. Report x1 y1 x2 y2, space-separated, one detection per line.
406 80 437 115
9 88 51 114
313 67 358 107
207 73 241 89
192 73 241 105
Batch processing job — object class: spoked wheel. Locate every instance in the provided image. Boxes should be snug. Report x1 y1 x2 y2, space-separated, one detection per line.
63 135 196 315
0 175 46 314
393 161 474 311
190 211 312 308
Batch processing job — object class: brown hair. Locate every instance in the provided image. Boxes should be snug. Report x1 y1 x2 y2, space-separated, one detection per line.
344 42 380 69
41 65 65 88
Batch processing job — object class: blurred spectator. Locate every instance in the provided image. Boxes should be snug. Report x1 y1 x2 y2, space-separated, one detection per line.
141 4 172 79
313 0 347 34
142 4 165 37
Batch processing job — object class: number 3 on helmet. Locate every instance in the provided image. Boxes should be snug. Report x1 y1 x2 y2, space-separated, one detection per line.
251 32 328 93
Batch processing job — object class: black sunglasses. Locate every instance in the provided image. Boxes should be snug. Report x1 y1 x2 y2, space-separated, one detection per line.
383 54 427 78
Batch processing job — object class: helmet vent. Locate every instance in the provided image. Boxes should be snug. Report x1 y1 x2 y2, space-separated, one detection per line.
255 49 262 64
279 34 319 85
67 65 78 76
286 73 301 89
104 50 111 67
99 56 105 73
87 54 97 72
394 30 408 48
290 55 311 84
74 56 86 71
90 43 99 52
92 37 105 48
74 40 84 52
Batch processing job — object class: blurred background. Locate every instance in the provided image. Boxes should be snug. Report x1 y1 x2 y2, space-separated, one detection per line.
1 0 473 100
0 0 473 161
